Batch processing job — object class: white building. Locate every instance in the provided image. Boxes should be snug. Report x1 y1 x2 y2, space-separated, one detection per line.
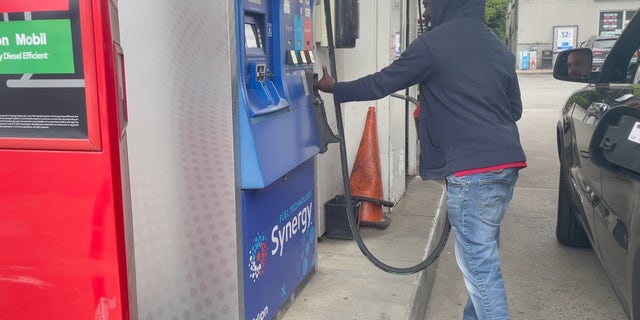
506 0 637 69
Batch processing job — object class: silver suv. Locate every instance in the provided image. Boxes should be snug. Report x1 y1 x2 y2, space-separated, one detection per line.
579 35 619 71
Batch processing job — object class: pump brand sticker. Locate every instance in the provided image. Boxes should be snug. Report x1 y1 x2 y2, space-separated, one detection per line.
0 0 89 141
0 0 68 13
628 122 640 144
247 232 268 282
0 19 75 74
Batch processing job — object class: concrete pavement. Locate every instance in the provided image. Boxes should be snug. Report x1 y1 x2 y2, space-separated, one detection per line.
281 177 448 320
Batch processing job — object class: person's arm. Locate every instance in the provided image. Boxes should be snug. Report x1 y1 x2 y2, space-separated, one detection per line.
507 67 523 121
317 38 434 103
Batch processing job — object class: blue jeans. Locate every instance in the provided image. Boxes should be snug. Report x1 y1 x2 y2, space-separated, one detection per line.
445 168 519 320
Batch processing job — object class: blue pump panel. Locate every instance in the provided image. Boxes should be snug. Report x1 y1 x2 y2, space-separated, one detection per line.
237 0 320 189
236 1 319 318
241 159 316 320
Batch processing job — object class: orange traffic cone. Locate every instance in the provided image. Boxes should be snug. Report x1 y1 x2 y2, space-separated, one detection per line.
349 106 391 229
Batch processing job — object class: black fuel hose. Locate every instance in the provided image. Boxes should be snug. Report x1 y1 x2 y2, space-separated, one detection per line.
331 95 451 275
322 0 450 275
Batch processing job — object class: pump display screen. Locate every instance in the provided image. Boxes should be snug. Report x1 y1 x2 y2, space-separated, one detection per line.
244 23 261 48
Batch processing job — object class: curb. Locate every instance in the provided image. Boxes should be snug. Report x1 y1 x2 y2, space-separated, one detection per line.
516 70 553 75
405 179 448 320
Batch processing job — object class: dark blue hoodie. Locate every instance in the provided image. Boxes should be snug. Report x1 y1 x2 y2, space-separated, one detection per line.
333 0 526 180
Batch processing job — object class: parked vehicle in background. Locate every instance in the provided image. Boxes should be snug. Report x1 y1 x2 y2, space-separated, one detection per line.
579 35 619 71
553 8 640 320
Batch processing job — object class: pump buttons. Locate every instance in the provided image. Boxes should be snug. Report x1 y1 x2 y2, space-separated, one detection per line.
287 50 299 65
287 50 315 65
298 51 308 64
305 50 315 64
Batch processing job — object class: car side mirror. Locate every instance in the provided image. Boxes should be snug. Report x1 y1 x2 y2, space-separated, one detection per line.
553 48 594 83
589 106 640 177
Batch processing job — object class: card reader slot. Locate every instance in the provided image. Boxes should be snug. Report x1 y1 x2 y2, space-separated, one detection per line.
247 62 290 117
253 80 289 116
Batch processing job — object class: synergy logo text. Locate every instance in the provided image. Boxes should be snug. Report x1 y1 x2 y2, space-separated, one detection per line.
271 191 313 257
247 191 314 282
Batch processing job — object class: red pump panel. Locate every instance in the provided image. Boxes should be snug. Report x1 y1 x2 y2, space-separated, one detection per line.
0 0 69 13
0 0 132 319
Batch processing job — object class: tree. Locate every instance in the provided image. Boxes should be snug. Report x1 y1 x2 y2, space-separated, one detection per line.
486 0 509 42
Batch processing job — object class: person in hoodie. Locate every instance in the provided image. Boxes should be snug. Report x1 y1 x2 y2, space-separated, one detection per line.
316 0 526 319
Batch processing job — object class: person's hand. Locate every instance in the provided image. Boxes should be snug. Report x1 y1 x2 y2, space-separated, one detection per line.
316 65 335 93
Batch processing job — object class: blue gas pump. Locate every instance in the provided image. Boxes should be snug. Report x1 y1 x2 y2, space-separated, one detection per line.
235 1 320 319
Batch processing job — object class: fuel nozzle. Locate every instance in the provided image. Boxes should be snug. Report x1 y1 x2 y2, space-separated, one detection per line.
307 71 339 153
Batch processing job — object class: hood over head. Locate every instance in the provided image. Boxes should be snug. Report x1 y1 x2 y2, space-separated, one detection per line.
429 0 486 27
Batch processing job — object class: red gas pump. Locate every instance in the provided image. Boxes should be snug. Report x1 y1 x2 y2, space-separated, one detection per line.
0 0 134 319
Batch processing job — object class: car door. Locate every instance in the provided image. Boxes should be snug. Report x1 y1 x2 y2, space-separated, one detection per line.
597 167 638 312
567 87 603 234
591 36 640 313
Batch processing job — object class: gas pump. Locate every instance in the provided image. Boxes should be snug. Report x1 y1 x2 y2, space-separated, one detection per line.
0 0 134 319
235 1 322 319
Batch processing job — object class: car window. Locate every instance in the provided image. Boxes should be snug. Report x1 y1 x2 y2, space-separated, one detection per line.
626 46 640 83
599 13 640 84
594 39 617 49
632 49 640 84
